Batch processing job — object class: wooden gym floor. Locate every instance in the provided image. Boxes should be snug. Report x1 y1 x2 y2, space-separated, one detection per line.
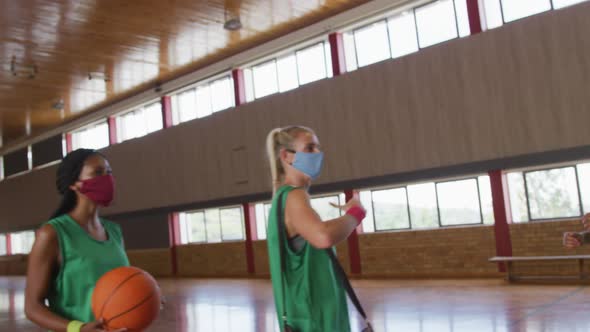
1 277 588 331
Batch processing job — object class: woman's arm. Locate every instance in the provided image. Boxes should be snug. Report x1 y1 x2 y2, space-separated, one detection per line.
285 189 361 249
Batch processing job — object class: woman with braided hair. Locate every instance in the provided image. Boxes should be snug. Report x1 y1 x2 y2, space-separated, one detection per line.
24 149 128 332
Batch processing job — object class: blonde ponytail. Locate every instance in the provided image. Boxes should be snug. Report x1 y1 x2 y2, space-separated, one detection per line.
266 126 315 193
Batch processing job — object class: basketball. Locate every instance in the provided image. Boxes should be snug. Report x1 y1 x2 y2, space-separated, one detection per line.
91 266 161 332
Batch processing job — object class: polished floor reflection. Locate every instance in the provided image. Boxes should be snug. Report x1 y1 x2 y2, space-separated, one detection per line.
1 277 589 331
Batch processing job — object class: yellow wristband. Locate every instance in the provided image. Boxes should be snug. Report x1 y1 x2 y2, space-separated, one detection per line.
67 320 85 332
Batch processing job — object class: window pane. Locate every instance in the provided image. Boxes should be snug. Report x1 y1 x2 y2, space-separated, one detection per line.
577 163 590 214
342 31 358 72
195 85 213 118
204 209 222 243
277 55 299 92
187 212 206 243
255 203 268 240
220 208 244 241
73 123 109 150
178 89 197 123
482 0 504 29
359 190 375 232
0 235 6 256
244 68 255 102
210 77 234 113
354 20 391 68
296 43 328 85
437 179 481 226
324 42 333 78
407 183 439 229
507 172 529 222
11 231 35 254
478 176 495 225
415 0 459 48
454 0 471 37
525 167 581 219
387 12 419 58
310 195 341 221
500 0 551 23
372 188 410 231
553 0 588 9
144 103 163 134
253 60 278 99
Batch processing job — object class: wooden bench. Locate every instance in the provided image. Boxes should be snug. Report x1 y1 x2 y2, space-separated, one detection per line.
489 255 590 281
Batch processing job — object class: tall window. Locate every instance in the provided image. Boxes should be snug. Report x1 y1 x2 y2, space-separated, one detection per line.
360 175 493 232
179 206 244 244
171 75 234 125
0 234 6 256
10 231 35 255
343 0 470 71
116 102 163 143
70 122 109 150
243 41 333 101
507 163 590 222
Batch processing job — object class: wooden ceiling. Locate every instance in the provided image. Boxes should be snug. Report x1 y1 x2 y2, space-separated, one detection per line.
0 0 369 144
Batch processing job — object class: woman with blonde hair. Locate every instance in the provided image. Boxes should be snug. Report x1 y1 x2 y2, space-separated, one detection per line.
265 126 368 331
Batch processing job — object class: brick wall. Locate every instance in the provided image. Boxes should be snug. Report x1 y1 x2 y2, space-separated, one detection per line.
509 218 590 277
126 248 173 277
359 225 501 278
175 241 248 277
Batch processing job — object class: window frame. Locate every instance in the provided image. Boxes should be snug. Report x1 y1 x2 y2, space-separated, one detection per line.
514 164 585 222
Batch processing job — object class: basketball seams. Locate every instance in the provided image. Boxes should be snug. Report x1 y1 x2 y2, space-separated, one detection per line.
105 290 157 329
97 271 143 319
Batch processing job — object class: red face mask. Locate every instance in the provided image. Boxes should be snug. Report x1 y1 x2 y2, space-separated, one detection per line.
79 174 115 207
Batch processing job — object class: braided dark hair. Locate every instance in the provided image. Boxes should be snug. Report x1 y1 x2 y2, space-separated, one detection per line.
50 149 99 219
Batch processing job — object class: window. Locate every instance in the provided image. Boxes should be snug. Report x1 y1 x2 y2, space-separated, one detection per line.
578 163 590 214
0 156 4 181
387 11 419 59
171 75 234 125
10 231 35 255
500 0 552 23
244 41 333 102
415 0 460 48
0 234 6 256
553 0 588 9
353 21 392 68
342 0 469 71
437 179 482 226
360 175 493 232
507 164 588 222
482 0 554 29
116 102 163 143
70 122 109 150
179 206 244 244
372 187 411 231
254 202 272 240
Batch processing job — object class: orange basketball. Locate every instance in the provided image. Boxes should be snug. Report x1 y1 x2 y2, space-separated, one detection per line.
91 266 161 332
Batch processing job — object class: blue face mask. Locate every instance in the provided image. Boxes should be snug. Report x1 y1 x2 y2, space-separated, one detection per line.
289 150 324 180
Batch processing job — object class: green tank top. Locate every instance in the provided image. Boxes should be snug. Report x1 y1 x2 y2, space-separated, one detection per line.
46 214 130 323
268 186 350 332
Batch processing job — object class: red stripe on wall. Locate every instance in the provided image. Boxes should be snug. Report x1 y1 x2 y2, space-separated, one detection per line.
232 69 247 106
328 32 347 76
489 170 513 272
168 213 181 276
108 116 117 145
467 0 483 34
345 189 362 274
243 203 256 274
161 96 173 129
